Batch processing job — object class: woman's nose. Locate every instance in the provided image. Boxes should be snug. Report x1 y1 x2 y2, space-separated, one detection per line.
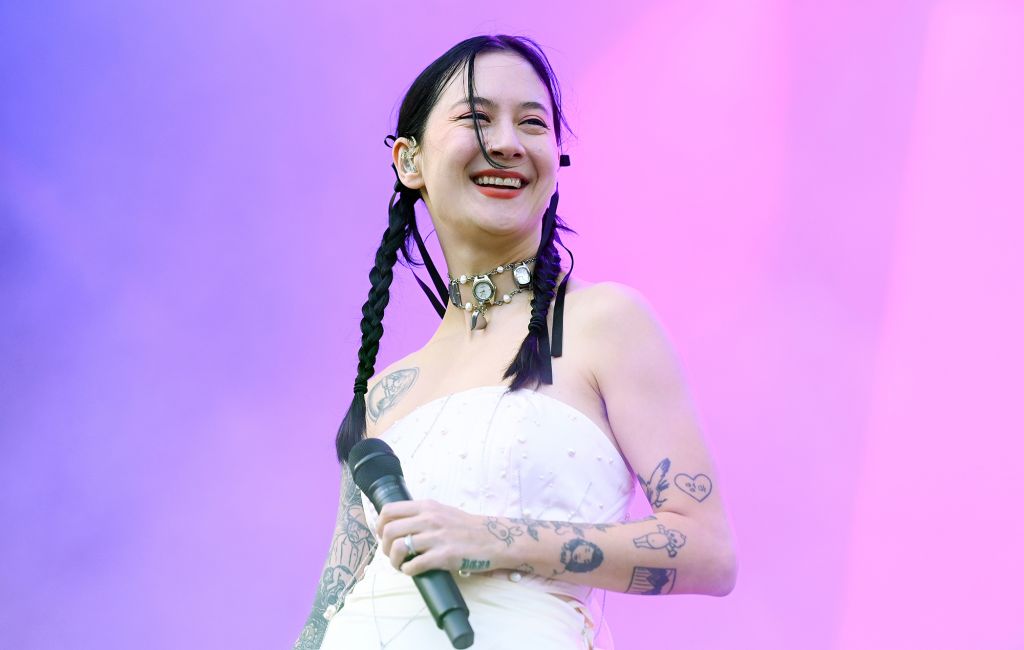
486 121 526 159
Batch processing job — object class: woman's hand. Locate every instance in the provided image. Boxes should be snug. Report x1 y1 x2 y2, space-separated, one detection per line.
375 500 507 576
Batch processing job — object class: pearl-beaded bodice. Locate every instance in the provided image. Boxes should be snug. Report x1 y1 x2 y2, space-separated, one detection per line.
360 384 636 601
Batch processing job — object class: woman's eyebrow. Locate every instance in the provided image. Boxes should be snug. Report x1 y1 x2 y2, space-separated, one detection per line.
450 97 551 116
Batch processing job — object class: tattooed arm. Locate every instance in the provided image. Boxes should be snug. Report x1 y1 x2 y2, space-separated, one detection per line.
583 282 736 596
473 511 728 596
376 496 732 597
293 465 377 650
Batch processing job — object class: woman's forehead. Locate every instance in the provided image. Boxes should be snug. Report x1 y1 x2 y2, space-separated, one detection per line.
440 51 552 112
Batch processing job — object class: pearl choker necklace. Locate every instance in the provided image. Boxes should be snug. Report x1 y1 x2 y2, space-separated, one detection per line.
447 256 536 331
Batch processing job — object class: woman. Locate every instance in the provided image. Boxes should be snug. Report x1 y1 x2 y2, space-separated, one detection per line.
294 35 737 650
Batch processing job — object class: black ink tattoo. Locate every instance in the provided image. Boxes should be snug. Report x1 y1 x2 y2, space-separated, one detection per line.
509 517 614 541
626 566 677 595
639 458 672 508
486 517 523 547
558 538 605 573
293 467 378 650
366 368 418 422
460 558 491 571
674 472 713 502
514 563 536 575
632 524 687 558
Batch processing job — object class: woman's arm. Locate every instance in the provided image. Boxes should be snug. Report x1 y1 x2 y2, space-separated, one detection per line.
483 511 730 595
293 466 378 650
380 505 732 596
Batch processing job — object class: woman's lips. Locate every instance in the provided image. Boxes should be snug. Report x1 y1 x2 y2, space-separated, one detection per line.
473 183 524 199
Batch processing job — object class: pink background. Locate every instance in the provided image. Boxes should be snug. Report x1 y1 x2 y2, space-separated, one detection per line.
2 1 1022 648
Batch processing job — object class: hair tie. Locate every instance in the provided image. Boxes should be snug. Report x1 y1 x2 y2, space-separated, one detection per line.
528 313 546 335
353 378 368 395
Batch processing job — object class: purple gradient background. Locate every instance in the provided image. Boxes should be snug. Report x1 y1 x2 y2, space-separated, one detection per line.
2 1 1022 648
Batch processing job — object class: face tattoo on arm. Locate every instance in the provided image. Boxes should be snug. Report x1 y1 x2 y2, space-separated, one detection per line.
557 538 605 573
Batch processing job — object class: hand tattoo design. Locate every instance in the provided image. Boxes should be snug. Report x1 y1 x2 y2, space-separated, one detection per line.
460 558 491 571
366 368 418 422
639 458 672 508
674 472 713 502
626 567 677 595
632 524 687 558
486 517 523 547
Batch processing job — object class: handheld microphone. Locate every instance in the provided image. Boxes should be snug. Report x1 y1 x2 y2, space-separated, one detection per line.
350 438 474 649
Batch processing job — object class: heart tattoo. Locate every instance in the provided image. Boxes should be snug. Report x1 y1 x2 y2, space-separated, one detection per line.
674 473 712 502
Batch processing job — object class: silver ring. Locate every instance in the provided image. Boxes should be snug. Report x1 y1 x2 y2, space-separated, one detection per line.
403 533 417 556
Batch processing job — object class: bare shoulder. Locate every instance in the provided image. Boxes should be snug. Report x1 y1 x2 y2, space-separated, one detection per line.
566 279 659 337
566 278 679 396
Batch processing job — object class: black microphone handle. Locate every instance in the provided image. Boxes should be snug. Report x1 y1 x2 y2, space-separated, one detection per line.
365 475 474 649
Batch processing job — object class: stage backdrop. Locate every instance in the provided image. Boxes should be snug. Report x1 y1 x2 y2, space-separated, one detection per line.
2 1 1022 648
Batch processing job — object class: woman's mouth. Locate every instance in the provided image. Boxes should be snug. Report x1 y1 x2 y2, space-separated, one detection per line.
470 172 529 199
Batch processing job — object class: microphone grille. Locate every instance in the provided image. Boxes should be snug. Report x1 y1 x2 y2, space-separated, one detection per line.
349 438 404 493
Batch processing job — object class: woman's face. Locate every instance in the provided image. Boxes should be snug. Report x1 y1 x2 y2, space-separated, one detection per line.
411 51 559 241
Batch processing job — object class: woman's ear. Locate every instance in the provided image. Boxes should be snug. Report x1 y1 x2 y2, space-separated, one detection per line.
392 136 424 190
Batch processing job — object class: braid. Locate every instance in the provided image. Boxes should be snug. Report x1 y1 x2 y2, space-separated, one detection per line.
503 195 568 390
335 190 416 463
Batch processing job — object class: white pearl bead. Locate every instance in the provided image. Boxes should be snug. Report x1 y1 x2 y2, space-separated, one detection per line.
497 265 504 272
459 274 467 283
509 571 523 583
567 449 576 457
503 294 511 303
464 302 473 311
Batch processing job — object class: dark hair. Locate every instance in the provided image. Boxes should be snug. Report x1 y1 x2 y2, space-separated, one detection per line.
335 35 574 464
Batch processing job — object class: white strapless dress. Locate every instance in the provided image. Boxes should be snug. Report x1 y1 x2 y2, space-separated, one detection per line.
318 385 635 650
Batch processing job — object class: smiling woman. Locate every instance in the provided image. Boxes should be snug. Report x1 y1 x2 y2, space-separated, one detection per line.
293 35 737 650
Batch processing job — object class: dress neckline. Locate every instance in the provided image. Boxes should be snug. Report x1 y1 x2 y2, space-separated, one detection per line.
373 384 622 459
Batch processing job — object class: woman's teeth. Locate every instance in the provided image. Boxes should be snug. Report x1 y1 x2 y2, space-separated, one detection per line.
473 176 523 189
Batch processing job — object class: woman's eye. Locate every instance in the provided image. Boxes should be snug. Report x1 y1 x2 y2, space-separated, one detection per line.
460 112 489 121
522 118 548 128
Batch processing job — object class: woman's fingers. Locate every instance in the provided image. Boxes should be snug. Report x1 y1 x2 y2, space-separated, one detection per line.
376 499 439 536
398 551 434 576
379 513 431 556
388 531 428 569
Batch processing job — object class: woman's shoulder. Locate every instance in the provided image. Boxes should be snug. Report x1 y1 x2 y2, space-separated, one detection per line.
565 278 657 330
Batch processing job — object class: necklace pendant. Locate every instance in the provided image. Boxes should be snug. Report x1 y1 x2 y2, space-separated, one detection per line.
471 310 488 330
449 279 463 308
